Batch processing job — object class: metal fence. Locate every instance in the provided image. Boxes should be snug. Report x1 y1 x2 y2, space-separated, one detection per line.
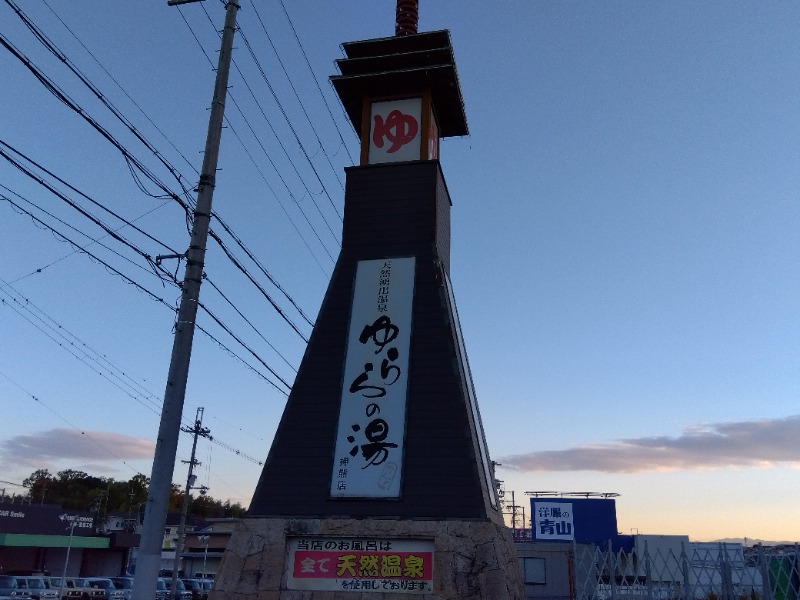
572 542 800 600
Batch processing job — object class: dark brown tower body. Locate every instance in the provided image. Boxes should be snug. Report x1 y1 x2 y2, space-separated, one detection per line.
212 28 524 600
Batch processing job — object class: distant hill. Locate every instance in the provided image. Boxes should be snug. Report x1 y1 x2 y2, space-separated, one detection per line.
713 538 798 547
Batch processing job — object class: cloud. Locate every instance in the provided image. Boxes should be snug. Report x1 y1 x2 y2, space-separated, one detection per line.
0 428 154 470
499 415 800 473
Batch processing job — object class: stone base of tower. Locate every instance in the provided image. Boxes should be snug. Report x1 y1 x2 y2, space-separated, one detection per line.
210 517 524 600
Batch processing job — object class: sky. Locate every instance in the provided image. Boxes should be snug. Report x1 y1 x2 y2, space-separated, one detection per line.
0 1 797 543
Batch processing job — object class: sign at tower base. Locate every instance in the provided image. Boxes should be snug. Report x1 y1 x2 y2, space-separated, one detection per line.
286 537 434 593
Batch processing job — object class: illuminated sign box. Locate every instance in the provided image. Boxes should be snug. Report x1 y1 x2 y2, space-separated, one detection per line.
287 537 434 594
531 497 620 544
363 95 439 165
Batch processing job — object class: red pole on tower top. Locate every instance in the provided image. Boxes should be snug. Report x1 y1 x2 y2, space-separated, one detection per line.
396 0 419 35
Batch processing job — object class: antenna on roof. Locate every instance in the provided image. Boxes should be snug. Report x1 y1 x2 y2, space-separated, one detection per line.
396 0 419 36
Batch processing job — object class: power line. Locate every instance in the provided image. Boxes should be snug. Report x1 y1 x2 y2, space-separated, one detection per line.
274 0 356 164
212 211 315 325
195 323 289 397
3 197 171 286
0 144 176 284
0 30 193 217
196 299 293 393
0 185 168 284
248 1 346 191
213 116 334 274
236 25 343 224
0 273 278 467
0 194 175 307
4 0 197 205
4 0 336 334
189 4 342 254
0 140 312 370
0 137 181 264
205 433 262 467
0 0 331 454
203 275 298 374
0 3 306 495
0 278 164 416
219 98 338 264
175 3 339 285
6 0 334 339
0 368 147 477
1 192 293 403
207 412 268 445
39 0 202 179
207 229 310 341
2 136 312 379
2 134 316 356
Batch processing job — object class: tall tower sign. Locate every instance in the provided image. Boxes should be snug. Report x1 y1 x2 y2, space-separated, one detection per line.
211 6 524 599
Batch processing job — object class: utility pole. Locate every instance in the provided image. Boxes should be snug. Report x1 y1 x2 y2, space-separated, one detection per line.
199 535 210 580
508 490 517 536
132 2 239 600
57 520 76 599
170 408 210 597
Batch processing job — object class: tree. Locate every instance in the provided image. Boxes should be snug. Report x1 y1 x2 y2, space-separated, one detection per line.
21 468 248 517
121 474 150 515
168 483 184 512
22 468 54 504
222 500 247 518
56 470 104 511
57 469 89 482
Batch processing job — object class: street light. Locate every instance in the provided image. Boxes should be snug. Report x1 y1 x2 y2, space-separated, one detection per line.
58 520 76 600
198 535 210 579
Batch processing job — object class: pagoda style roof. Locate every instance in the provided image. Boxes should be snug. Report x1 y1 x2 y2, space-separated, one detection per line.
331 29 468 138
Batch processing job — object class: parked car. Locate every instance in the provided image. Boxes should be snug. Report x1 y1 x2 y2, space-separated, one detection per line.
42 578 71 600
154 579 167 600
14 578 56 600
157 579 190 600
179 580 210 600
82 580 123 600
110 576 165 600
107 578 131 600
0 575 27 598
46 576 102 600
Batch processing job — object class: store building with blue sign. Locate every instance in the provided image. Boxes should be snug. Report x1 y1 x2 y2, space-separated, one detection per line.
529 494 634 551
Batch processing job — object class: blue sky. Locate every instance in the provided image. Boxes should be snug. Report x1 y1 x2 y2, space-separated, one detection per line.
1 1 797 542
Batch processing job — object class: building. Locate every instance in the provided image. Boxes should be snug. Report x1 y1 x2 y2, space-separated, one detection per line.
178 519 237 579
0 500 211 578
511 494 798 600
0 501 133 576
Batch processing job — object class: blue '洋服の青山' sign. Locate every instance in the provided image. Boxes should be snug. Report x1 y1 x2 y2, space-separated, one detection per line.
530 497 633 551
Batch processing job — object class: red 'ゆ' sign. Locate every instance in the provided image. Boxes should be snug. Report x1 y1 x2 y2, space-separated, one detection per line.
372 109 419 153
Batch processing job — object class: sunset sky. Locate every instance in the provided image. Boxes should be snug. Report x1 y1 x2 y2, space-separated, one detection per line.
1 1 797 542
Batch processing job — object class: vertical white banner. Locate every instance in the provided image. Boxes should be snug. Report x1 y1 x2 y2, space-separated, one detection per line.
331 257 416 498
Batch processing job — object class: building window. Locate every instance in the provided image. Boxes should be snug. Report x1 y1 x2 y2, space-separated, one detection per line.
520 557 546 585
